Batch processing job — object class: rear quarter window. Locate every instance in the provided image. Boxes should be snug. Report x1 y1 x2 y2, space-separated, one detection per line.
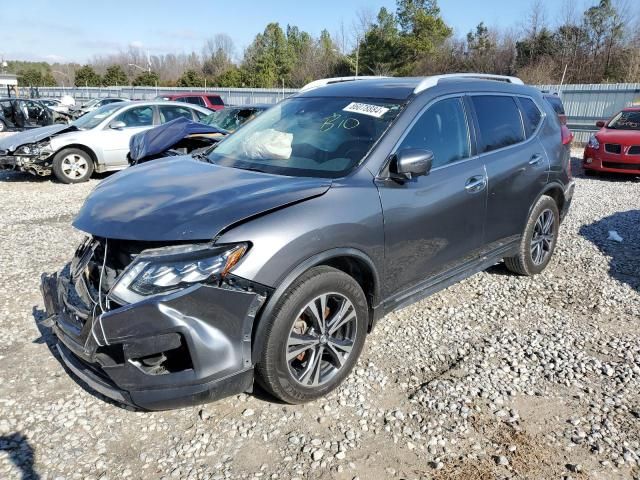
207 96 224 106
544 96 565 115
518 97 543 138
471 95 525 153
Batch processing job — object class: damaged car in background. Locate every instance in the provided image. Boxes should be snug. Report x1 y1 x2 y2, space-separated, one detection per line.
40 74 573 410
128 104 269 165
0 97 72 132
0 100 211 183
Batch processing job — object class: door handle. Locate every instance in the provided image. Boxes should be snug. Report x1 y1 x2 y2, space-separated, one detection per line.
465 175 487 193
529 154 544 165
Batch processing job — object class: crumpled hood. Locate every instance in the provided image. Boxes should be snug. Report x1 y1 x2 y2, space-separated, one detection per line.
0 124 77 153
73 156 332 241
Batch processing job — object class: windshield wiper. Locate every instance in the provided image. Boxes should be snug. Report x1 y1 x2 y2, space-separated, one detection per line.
191 151 211 162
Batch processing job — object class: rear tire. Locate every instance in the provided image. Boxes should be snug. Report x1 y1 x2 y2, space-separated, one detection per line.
52 148 94 183
504 195 559 276
255 266 368 404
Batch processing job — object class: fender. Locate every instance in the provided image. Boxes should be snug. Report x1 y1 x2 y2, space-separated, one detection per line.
528 180 567 218
251 247 381 363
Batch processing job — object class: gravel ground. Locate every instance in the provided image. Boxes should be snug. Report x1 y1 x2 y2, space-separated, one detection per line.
1 151 639 480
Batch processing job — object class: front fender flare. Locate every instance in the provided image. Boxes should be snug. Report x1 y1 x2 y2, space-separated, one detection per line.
251 248 380 363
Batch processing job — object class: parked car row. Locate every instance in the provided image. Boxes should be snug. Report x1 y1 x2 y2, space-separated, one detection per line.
0 100 212 182
0 98 268 182
38 73 576 409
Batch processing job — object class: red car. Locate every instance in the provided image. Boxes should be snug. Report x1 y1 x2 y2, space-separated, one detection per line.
155 93 224 111
583 107 640 175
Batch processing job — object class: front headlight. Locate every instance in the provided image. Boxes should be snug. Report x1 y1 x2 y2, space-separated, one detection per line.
16 144 40 156
588 135 600 150
109 243 248 305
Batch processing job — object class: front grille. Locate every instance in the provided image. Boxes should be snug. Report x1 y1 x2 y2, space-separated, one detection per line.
602 161 640 171
604 143 621 154
628 145 640 155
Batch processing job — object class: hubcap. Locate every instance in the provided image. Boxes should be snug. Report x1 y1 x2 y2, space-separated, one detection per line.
286 292 358 387
530 208 555 265
61 154 88 179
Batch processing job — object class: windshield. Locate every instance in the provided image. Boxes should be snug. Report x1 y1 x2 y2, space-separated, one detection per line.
203 108 262 131
82 98 100 108
72 103 124 130
207 97 403 178
608 110 640 130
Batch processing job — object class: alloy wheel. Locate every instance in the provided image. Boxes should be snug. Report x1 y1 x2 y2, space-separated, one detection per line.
287 292 358 387
61 153 89 180
530 208 555 265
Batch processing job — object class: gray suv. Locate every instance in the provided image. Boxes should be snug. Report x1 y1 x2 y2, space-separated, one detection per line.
41 74 575 410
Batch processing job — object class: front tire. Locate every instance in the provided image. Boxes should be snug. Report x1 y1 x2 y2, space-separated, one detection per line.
504 195 559 276
255 266 369 404
52 148 94 183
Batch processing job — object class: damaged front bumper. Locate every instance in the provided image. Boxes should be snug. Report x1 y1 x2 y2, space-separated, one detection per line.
41 267 266 410
0 148 54 176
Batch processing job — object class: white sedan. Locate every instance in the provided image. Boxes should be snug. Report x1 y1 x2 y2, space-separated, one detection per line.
0 101 212 183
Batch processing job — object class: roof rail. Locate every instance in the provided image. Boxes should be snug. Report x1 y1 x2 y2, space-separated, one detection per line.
300 76 390 92
414 73 524 94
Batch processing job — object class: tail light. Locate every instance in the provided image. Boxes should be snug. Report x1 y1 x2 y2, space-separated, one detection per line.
558 114 568 125
561 125 573 145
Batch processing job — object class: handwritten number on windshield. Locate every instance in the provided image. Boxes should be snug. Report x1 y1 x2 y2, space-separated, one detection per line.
320 114 360 132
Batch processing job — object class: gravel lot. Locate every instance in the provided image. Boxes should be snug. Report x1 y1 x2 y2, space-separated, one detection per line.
1 150 639 480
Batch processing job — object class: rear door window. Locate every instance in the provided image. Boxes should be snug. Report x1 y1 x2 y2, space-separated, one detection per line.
114 106 154 127
471 95 525 153
159 105 196 123
518 97 542 138
397 97 471 169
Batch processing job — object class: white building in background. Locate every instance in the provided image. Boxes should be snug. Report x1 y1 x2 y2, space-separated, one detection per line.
0 73 18 95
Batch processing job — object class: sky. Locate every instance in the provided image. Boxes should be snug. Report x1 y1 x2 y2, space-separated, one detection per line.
0 0 596 64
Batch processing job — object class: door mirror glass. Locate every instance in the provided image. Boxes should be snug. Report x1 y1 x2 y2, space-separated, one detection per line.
109 120 126 129
596 120 605 128
394 148 433 179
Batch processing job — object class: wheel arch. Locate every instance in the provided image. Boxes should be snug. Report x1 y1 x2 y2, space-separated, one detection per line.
251 248 381 363
53 144 99 167
529 182 565 219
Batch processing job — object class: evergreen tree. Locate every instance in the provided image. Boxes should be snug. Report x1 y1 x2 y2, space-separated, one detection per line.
74 65 102 87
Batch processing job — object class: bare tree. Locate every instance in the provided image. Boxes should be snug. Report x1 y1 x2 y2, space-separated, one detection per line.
524 0 548 37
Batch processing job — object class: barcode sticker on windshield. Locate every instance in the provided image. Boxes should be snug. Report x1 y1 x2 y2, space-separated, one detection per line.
343 102 389 118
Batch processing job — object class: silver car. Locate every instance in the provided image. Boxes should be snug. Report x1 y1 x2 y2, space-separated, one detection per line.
0 101 211 183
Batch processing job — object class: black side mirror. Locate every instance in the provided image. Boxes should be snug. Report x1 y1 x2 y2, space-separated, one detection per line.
393 148 434 180
595 120 605 128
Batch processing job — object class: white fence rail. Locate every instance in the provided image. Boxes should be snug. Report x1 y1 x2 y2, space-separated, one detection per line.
29 86 299 106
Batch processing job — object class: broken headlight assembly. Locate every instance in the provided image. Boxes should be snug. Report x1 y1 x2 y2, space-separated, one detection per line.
16 144 41 156
15 142 53 160
109 243 248 305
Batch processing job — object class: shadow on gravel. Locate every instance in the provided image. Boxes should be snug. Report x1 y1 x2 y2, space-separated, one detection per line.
31 307 136 412
579 210 640 293
0 170 50 183
0 433 39 480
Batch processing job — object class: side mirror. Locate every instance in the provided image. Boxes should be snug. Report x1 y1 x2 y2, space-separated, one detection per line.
596 120 605 128
109 120 126 129
393 148 433 180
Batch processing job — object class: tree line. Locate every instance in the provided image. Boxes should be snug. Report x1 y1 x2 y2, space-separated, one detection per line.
7 0 639 89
